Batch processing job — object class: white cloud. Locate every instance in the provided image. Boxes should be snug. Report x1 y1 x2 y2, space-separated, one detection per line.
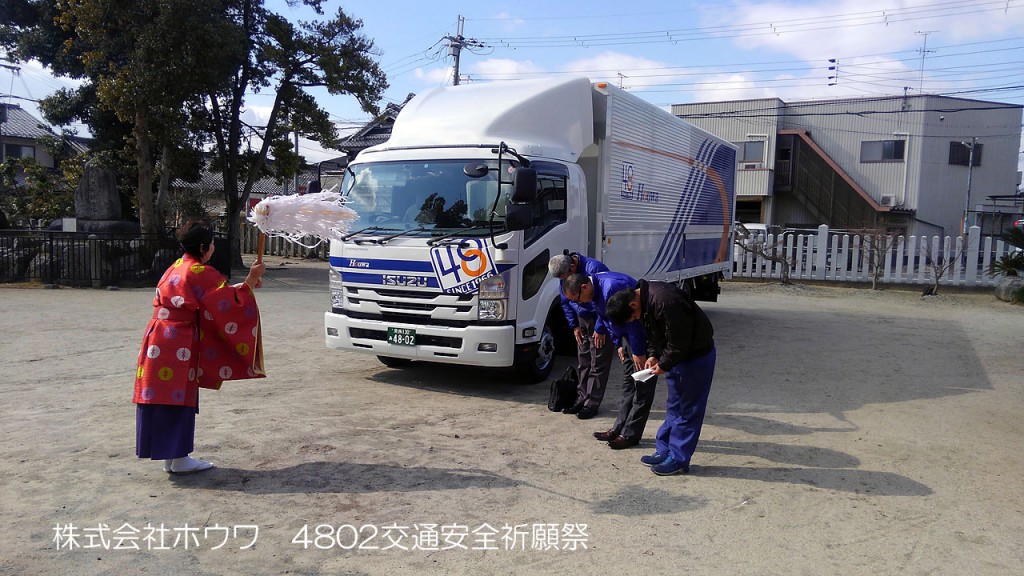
559 51 695 89
689 73 777 102
704 0 1024 63
685 0 1024 102
240 105 274 126
492 11 526 30
413 65 453 85
465 58 544 80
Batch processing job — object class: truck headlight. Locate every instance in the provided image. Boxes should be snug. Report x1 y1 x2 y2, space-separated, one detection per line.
478 274 507 321
329 269 344 310
478 299 506 320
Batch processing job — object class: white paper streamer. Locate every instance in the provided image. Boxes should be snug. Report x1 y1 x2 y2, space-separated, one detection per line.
247 191 358 248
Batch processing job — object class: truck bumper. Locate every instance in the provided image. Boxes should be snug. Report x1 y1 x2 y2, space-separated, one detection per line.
324 312 516 367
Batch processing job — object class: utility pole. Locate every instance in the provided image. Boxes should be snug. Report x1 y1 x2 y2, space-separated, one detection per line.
962 137 977 236
915 31 937 94
444 16 484 86
294 131 300 194
0 62 19 164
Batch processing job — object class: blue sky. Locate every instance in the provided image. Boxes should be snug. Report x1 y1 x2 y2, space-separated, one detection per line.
4 0 1024 167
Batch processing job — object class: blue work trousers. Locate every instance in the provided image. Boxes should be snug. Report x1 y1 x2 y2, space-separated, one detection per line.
656 347 716 465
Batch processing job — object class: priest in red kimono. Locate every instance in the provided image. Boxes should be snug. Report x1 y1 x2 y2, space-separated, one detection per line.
134 220 266 474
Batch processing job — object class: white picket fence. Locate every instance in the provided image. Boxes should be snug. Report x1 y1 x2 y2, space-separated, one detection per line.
239 221 327 260
732 225 1015 288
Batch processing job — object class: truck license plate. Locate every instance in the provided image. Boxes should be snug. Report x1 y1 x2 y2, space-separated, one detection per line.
387 327 416 346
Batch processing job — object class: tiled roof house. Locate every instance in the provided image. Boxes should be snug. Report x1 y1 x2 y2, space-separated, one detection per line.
0 103 59 167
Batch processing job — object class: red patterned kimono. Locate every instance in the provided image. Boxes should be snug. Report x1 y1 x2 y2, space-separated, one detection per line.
133 255 265 408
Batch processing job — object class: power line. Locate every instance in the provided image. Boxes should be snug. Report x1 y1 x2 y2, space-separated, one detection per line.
472 0 1015 49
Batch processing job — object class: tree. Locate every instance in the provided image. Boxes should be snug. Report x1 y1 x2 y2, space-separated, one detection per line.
3 0 387 266
2 0 240 235
2 1 138 219
204 0 387 266
849 228 898 290
55 0 245 236
986 226 1024 278
919 236 964 297
733 223 796 284
0 133 79 222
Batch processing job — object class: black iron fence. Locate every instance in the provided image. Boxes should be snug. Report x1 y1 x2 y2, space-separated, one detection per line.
0 229 231 287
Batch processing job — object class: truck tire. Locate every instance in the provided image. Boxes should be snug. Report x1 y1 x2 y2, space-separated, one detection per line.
689 273 720 302
377 356 412 368
514 317 557 383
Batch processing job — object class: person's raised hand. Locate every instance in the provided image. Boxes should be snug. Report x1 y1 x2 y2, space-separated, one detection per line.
245 261 266 290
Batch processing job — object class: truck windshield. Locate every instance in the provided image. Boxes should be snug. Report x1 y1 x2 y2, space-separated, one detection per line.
339 159 510 231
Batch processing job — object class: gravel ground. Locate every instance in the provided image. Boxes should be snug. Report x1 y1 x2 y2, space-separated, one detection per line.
1 257 1021 575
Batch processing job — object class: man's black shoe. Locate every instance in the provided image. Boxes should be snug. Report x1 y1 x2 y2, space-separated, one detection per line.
576 406 599 420
562 400 584 415
607 435 641 450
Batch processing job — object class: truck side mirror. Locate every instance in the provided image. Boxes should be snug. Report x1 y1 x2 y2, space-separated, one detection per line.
511 168 537 203
505 203 533 231
307 180 322 194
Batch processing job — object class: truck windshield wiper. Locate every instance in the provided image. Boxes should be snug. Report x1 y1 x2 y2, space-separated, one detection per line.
339 226 396 242
426 225 491 246
375 227 430 245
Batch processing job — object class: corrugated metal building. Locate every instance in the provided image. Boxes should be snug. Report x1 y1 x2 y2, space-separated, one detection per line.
673 94 1023 238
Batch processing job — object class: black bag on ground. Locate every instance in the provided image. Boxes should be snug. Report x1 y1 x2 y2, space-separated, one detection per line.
548 365 579 412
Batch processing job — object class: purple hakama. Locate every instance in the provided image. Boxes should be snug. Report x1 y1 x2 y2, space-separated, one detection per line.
135 403 197 460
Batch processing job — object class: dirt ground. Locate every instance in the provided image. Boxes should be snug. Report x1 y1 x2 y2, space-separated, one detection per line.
1 256 1022 576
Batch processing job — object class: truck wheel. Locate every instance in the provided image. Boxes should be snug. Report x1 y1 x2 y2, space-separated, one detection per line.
690 274 720 302
377 356 412 368
515 319 556 383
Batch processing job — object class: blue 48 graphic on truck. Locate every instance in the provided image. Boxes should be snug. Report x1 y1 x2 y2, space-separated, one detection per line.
430 238 498 294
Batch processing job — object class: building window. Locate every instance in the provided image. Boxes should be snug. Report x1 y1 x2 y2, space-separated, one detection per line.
737 140 765 163
948 142 982 166
3 143 36 161
860 140 905 162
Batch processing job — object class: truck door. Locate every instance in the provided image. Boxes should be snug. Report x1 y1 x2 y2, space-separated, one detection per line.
515 163 573 344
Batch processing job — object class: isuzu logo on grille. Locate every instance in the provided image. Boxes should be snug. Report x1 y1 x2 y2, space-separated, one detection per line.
382 274 428 287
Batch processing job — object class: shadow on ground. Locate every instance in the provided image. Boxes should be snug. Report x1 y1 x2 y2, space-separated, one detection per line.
170 461 515 494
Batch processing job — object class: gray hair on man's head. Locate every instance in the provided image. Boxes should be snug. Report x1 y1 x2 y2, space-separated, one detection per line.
548 254 573 279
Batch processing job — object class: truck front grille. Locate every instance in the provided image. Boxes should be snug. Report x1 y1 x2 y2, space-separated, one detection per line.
343 286 476 324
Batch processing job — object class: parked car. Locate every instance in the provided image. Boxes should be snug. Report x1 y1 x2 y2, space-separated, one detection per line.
733 222 769 262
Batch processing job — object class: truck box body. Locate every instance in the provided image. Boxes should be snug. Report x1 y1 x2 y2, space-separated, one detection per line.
324 77 735 380
584 86 736 282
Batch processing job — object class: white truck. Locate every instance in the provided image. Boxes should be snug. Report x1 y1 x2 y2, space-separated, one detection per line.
324 77 736 381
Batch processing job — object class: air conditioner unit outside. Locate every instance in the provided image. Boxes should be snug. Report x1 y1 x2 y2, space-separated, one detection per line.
880 195 893 206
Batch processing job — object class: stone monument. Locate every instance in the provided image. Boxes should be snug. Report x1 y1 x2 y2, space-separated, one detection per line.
68 159 140 234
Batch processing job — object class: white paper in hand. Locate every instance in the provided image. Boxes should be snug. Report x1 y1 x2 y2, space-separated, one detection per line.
631 368 656 382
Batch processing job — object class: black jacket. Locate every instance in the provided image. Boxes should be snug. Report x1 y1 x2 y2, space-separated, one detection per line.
637 279 714 371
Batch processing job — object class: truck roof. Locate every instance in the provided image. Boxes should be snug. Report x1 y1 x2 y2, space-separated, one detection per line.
372 76 596 163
